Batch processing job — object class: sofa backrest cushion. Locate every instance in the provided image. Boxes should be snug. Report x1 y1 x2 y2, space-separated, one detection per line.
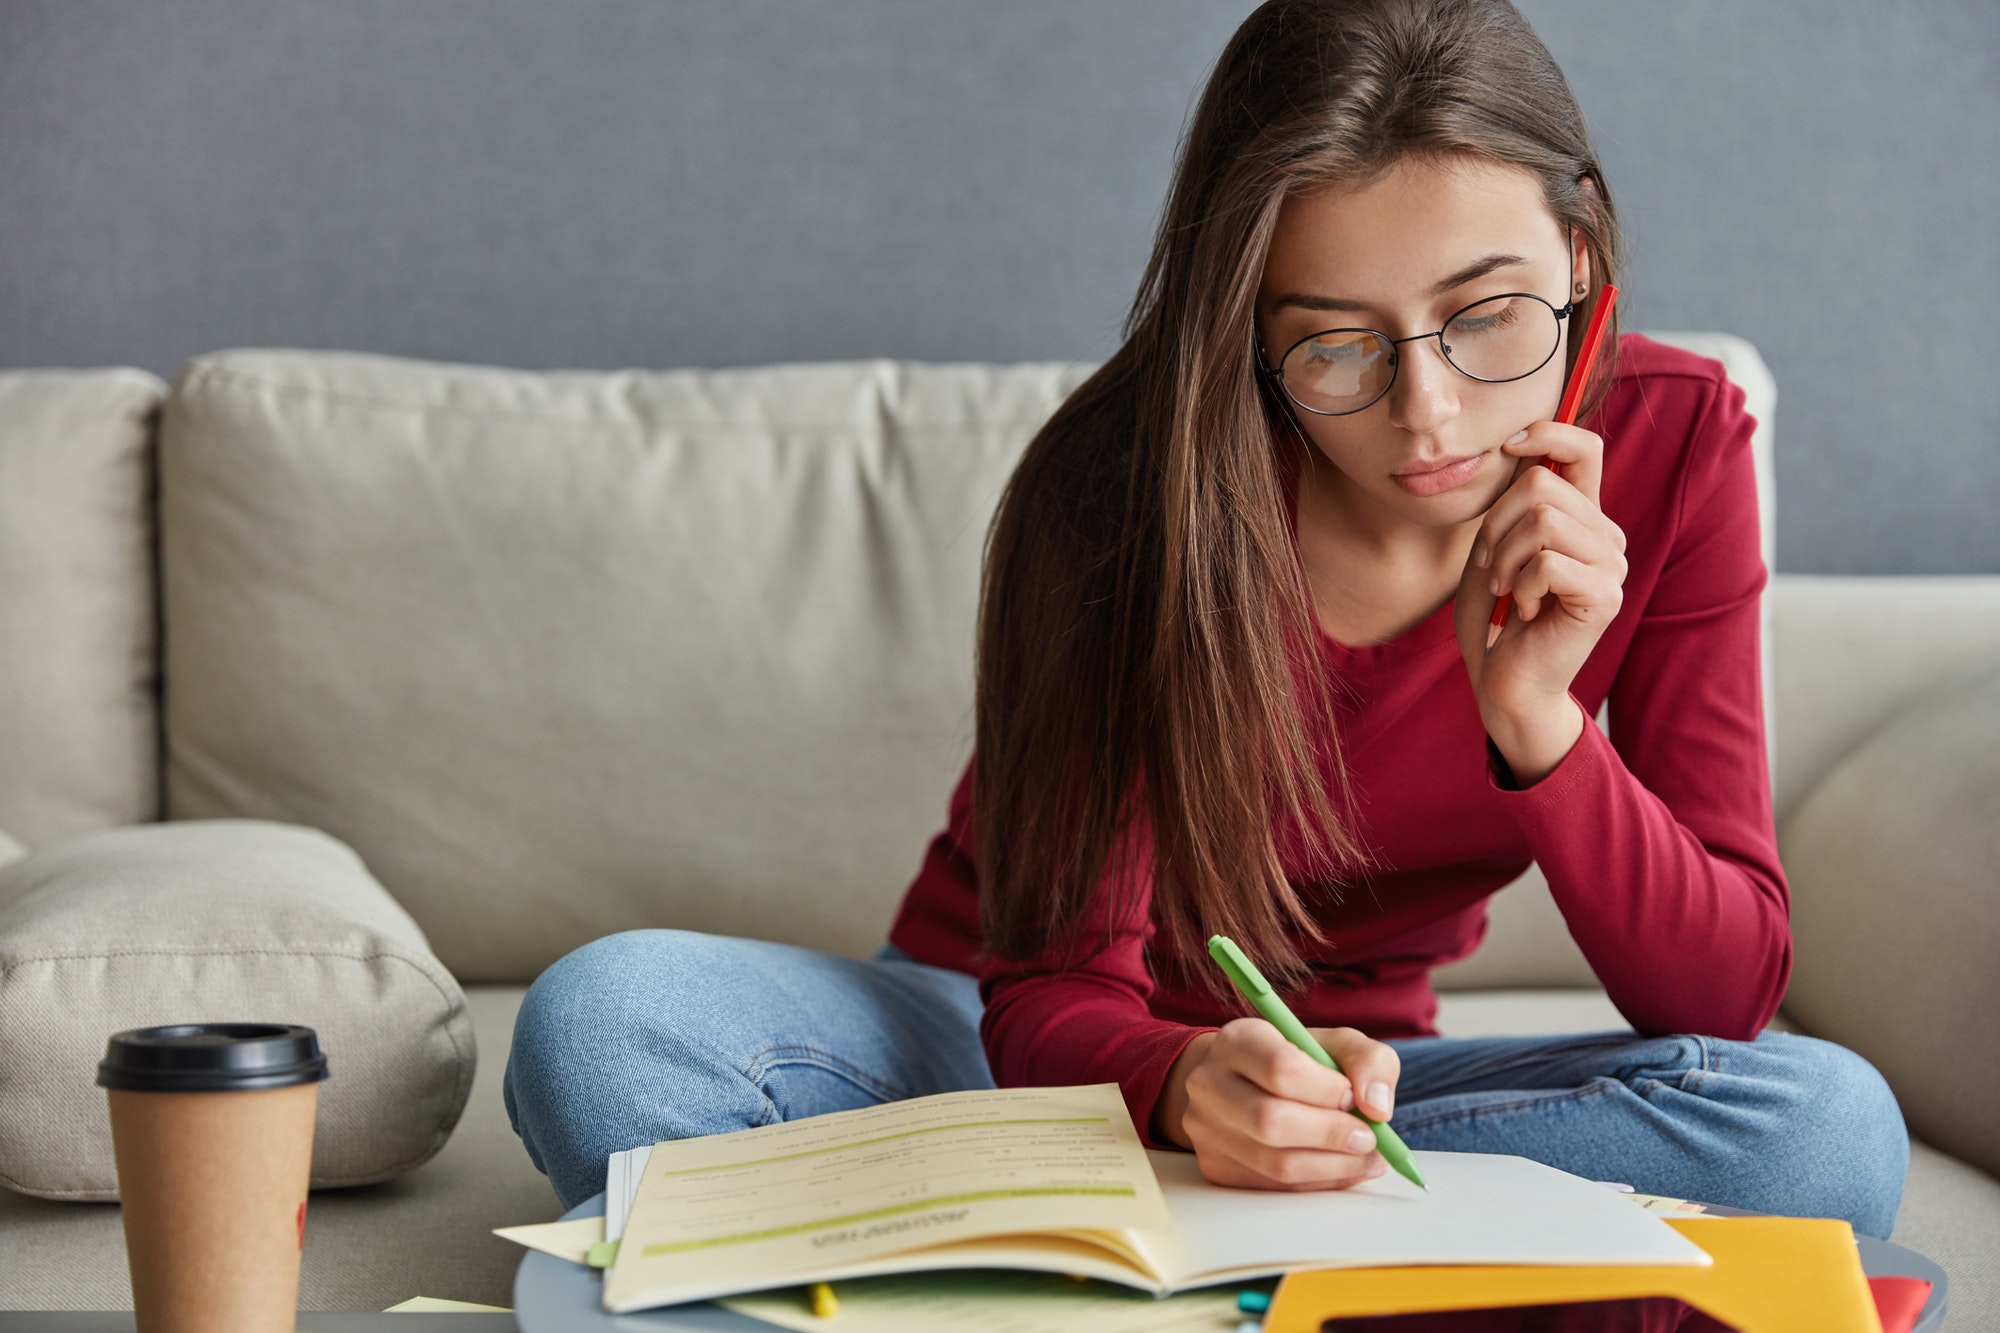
0 368 166 851
159 338 1773 990
161 351 1090 983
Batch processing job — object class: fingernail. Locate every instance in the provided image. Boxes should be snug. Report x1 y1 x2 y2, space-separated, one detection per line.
1472 540 1489 568
1489 575 1500 596
1347 1129 1376 1154
1368 1082 1394 1118
1338 1085 1354 1111
1506 428 1528 445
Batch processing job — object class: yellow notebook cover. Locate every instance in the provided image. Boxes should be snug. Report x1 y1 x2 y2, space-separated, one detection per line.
1265 1215 1882 1333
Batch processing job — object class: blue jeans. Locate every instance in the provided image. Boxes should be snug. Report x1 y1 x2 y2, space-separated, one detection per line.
501 929 1909 1238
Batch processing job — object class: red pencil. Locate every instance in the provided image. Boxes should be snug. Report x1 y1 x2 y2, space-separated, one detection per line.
1484 282 1620 654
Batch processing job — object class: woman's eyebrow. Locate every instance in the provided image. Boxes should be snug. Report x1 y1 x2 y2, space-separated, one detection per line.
1269 252 1534 314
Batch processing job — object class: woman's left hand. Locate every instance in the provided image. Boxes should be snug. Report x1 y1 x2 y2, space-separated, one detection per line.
1452 421 1627 785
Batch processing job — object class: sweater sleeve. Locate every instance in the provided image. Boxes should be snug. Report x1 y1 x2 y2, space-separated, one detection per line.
888 764 1215 1145
897 768 1214 1148
976 882 1216 1151
1488 373 1791 1040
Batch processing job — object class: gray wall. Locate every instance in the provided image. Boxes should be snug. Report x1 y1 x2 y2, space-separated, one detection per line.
3 1 1994 573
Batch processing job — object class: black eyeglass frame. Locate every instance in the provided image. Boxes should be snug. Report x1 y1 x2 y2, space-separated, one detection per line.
1258 289 1577 418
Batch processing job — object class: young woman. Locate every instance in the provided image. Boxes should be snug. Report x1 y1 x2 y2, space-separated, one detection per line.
505 0 1909 1238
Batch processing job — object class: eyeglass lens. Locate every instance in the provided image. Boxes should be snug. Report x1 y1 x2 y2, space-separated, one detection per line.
1280 294 1563 415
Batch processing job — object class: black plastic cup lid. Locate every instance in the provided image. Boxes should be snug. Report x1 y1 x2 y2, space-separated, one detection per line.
96 1023 330 1093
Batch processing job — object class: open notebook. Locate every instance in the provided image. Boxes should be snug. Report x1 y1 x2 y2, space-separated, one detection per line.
598 1083 1708 1315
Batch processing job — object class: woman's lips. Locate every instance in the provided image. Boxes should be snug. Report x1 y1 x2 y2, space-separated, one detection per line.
1393 452 1486 496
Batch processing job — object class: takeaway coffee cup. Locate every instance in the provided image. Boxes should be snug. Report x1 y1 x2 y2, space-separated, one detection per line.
97 1023 329 1333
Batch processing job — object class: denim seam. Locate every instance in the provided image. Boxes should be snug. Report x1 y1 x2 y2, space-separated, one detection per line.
742 1044 912 1111
1674 1034 1717 1098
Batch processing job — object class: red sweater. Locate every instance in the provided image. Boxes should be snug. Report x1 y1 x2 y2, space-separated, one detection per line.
886 333 1790 1146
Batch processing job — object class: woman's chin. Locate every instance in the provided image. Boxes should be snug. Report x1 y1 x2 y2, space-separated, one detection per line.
1384 480 1503 528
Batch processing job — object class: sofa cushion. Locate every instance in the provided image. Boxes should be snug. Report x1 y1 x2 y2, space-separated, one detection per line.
1780 666 2000 1180
1431 987 1630 1039
0 819 475 1200
0 368 166 851
160 351 1090 983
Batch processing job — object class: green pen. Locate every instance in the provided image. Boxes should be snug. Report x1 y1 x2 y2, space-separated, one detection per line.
1207 934 1429 1192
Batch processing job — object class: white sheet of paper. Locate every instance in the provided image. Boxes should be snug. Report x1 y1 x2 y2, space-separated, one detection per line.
493 1216 604 1265
1128 1148 1711 1285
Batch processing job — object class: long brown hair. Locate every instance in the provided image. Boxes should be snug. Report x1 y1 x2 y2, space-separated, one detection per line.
975 0 1625 995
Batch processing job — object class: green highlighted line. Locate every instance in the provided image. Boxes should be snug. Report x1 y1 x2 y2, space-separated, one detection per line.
652 1117 1111 1177
639 1186 1137 1257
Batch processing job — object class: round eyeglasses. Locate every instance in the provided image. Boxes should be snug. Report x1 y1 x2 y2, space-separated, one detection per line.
1260 291 1575 417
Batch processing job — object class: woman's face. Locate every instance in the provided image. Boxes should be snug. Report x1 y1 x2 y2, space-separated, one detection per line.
1256 155 1589 534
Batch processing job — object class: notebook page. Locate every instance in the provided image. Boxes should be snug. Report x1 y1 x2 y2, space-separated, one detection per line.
1129 1149 1712 1289
604 1082 1171 1313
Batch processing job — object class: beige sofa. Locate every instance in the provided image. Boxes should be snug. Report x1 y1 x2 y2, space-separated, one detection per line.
1 337 1995 1325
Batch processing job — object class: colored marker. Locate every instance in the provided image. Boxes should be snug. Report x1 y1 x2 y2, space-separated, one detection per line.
1207 935 1428 1192
1486 282 1620 654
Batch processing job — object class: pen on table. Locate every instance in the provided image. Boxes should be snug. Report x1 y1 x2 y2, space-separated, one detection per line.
809 1280 838 1319
1206 935 1428 1192
1485 281 1620 655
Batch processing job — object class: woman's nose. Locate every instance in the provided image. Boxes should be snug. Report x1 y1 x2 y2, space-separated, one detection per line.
1386 335 1460 434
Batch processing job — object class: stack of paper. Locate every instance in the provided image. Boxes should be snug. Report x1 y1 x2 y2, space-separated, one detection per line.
502 1082 1701 1315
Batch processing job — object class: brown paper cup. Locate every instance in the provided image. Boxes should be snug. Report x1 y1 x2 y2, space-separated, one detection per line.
99 1024 328 1333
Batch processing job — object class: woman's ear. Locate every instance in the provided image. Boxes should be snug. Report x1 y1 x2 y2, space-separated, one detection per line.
1570 175 1601 298
1570 229 1592 300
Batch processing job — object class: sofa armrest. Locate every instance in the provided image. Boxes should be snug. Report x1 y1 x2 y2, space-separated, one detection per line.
1779 667 2000 1180
1770 574 2000 825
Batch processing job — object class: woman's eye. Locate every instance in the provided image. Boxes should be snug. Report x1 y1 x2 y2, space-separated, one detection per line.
1453 302 1524 334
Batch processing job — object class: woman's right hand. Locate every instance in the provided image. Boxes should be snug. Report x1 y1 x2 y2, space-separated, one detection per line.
1150 1018 1401 1190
